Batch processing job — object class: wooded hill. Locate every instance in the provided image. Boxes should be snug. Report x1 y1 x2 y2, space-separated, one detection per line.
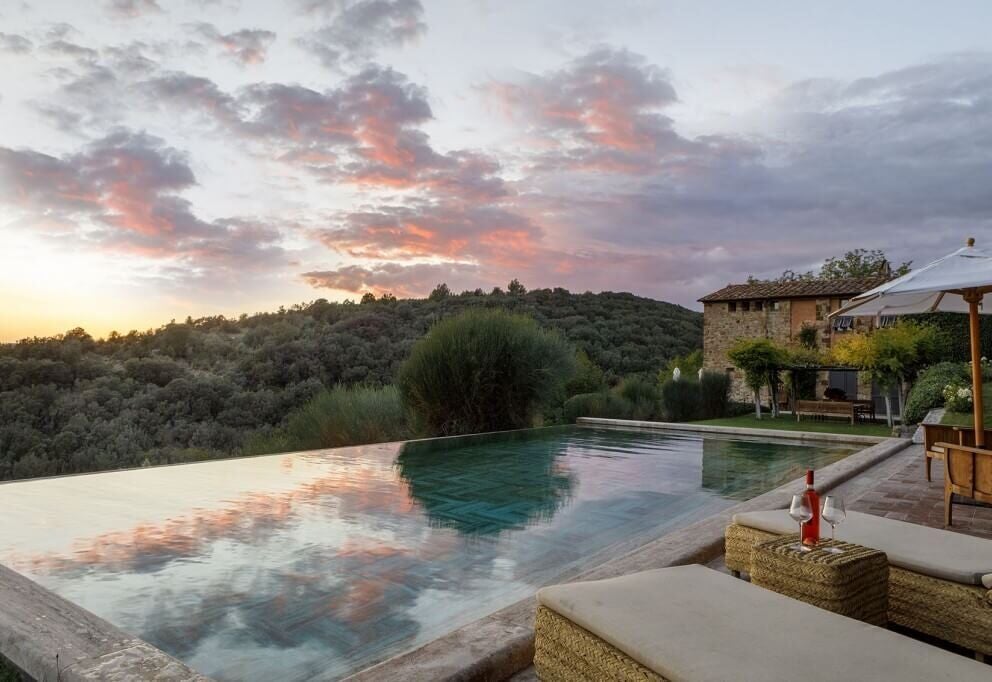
0 286 702 480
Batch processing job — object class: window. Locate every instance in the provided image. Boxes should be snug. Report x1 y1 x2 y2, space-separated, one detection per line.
742 301 751 312
754 301 764 311
769 300 780 311
728 302 737 312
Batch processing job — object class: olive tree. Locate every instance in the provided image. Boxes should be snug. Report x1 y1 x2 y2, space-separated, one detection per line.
727 338 787 419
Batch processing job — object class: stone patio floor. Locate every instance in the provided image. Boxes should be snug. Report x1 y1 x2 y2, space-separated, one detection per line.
845 445 992 537
508 443 992 680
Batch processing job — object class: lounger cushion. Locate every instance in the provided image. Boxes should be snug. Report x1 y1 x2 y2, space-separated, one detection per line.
537 564 987 682
733 509 992 586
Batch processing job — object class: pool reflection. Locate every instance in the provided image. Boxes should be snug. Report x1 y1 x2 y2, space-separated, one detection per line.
396 433 575 535
0 427 858 681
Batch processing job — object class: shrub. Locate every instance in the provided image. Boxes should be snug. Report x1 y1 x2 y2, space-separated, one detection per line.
661 379 701 422
699 371 731 419
563 391 633 422
566 349 605 396
943 383 974 413
398 309 576 435
903 362 969 424
797 323 819 350
616 376 661 419
244 384 408 454
661 349 703 383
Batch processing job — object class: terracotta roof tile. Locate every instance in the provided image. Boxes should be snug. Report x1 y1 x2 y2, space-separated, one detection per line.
698 276 890 302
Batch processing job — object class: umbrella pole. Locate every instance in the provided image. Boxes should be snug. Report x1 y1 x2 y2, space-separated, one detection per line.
966 290 985 447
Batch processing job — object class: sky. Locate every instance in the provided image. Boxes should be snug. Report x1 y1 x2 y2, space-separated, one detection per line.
1 1 991 341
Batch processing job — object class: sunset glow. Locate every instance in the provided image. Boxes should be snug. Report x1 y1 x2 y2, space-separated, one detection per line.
2 1 992 340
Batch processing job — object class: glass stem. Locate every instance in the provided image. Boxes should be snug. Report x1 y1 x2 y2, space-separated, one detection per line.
831 523 836 541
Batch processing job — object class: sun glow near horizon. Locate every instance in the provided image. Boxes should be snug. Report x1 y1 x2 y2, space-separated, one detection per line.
2 1 991 340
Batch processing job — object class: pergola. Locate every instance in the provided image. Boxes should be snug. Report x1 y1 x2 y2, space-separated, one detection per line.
773 363 862 414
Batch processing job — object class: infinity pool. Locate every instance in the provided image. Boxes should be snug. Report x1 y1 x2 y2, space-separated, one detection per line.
0 426 859 680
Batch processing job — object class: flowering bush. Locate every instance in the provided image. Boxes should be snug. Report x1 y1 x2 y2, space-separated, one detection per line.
943 383 974 413
968 356 992 382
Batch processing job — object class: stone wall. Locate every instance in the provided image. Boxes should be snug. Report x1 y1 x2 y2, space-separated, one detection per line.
703 296 872 404
702 300 792 403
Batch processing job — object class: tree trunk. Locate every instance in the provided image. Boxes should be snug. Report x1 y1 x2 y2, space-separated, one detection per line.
883 394 894 428
897 379 907 425
754 390 762 419
770 380 779 418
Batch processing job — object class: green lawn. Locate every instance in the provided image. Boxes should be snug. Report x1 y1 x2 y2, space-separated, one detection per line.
941 381 992 427
692 413 893 437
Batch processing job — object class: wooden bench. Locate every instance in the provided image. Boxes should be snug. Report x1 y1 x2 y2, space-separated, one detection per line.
795 399 857 425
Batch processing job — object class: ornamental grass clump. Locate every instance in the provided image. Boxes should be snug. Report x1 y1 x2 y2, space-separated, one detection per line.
398 309 576 436
943 383 974 413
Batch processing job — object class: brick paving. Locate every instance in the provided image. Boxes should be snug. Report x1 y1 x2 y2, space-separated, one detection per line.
848 445 992 539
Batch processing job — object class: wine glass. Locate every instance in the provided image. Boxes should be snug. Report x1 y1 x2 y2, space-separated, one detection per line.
789 494 812 552
821 496 847 554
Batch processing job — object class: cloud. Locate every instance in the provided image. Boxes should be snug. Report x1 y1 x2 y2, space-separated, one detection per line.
106 0 163 18
486 47 703 173
298 0 426 69
315 201 539 261
45 39 99 61
302 262 481 296
191 23 276 65
0 32 32 54
0 130 286 274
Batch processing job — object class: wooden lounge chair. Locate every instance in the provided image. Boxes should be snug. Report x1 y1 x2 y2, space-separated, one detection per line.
922 424 992 482
534 564 989 681
725 510 992 661
941 441 992 526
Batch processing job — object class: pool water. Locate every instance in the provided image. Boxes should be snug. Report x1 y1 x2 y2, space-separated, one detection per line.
0 426 858 680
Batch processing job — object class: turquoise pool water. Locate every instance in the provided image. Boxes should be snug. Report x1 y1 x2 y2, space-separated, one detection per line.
0 426 858 680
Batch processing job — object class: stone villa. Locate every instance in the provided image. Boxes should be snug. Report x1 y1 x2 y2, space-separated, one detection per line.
698 276 892 405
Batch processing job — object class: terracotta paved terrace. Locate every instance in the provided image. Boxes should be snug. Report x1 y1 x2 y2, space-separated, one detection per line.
848 445 992 540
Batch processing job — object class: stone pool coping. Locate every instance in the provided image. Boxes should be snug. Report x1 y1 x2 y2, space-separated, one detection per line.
578 417 891 445
0 563 209 682
345 425 911 682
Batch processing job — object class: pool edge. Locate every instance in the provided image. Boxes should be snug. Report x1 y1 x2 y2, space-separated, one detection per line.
344 435 912 682
0 563 211 682
576 417 889 445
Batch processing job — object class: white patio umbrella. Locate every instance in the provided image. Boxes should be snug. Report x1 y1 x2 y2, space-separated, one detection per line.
831 238 992 445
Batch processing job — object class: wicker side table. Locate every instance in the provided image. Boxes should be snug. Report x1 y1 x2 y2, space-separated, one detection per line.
751 535 889 626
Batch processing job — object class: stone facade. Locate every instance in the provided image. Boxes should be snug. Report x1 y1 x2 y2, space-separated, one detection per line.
699 278 887 405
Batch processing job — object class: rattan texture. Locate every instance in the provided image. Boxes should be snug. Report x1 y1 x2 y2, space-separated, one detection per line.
889 567 992 656
725 522 992 655
751 534 889 625
724 522 777 573
534 605 667 682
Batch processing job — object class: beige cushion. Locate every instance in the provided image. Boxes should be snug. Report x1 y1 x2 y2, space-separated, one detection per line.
733 509 992 586
538 565 987 682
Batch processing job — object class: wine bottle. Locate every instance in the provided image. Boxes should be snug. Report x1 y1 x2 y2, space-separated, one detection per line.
801 469 820 546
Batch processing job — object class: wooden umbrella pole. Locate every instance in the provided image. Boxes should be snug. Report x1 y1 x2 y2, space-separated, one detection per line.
965 289 985 446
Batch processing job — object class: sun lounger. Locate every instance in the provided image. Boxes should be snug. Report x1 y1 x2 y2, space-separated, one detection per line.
535 564 988 681
725 509 992 659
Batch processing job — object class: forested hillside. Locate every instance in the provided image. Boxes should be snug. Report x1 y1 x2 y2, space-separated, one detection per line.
0 286 701 480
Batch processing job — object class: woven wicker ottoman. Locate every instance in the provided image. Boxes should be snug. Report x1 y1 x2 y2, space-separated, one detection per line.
725 509 992 660
750 535 888 625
